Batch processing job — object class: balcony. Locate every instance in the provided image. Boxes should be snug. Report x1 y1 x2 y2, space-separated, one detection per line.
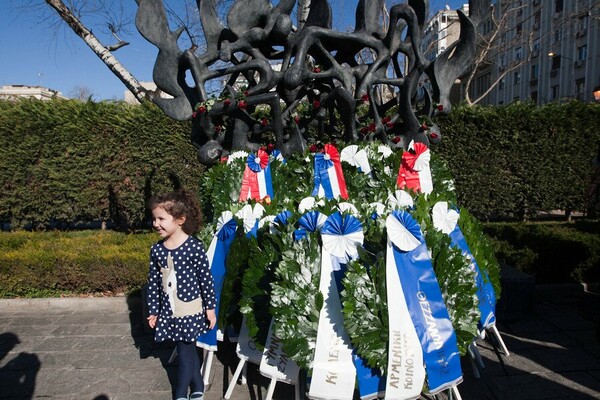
575 60 585 68
550 69 558 78
530 78 538 86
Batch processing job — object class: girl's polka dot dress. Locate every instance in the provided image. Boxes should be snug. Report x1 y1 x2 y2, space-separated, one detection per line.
147 236 216 343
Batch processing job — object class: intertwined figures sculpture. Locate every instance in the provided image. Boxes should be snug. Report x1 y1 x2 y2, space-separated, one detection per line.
136 0 488 165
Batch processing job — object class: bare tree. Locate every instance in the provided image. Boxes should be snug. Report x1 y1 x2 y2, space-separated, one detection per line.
69 84 95 100
463 0 530 105
44 0 149 103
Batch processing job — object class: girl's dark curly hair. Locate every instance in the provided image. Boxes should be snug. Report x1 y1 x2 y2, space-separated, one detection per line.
148 189 203 234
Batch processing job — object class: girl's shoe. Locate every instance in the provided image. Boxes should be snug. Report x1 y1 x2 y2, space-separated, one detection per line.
189 392 204 400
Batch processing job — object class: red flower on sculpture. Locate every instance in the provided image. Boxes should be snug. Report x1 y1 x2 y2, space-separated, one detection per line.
392 136 401 144
309 144 318 153
313 100 321 109
361 94 369 103
238 100 247 110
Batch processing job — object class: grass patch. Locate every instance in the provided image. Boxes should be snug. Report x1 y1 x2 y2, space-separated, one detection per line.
0 230 156 298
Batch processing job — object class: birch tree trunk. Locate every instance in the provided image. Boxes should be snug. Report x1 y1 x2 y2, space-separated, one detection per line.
45 0 148 103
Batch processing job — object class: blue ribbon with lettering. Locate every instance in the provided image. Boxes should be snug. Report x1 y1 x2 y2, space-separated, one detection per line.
448 223 496 330
389 210 463 393
197 214 238 349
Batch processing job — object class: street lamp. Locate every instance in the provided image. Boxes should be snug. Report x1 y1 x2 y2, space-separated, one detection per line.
594 86 600 101
547 52 573 62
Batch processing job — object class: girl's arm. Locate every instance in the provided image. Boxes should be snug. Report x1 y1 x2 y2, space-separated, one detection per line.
147 248 162 319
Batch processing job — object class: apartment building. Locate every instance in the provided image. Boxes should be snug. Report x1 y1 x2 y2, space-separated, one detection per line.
0 85 67 101
468 0 600 105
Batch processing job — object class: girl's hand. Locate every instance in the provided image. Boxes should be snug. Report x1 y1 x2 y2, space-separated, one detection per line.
206 308 216 329
147 315 158 329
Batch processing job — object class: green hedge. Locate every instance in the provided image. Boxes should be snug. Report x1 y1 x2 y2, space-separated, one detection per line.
435 101 600 220
483 220 600 284
1 99 599 228
0 99 204 229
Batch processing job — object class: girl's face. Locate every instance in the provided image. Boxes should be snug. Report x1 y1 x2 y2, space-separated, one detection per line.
152 206 185 239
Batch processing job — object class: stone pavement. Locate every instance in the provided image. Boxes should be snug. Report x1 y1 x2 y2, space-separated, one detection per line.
0 285 599 400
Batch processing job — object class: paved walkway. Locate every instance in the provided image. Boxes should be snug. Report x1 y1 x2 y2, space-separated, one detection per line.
0 286 598 400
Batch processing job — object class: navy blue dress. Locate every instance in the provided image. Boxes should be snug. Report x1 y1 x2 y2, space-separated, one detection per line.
147 236 216 343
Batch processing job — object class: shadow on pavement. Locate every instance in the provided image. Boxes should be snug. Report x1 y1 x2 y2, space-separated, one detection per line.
0 332 40 399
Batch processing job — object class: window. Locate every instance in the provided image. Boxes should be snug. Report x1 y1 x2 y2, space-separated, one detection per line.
551 56 561 70
516 23 523 35
531 91 538 103
533 40 541 52
515 47 522 61
555 0 563 13
531 64 538 79
534 12 541 27
576 79 585 100
514 71 521 85
579 14 589 31
578 45 587 61
499 78 505 90
551 85 560 99
517 1 523 16
500 54 506 67
554 29 562 43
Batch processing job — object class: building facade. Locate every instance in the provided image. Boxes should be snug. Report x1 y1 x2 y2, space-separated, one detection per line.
0 85 67 101
468 0 600 105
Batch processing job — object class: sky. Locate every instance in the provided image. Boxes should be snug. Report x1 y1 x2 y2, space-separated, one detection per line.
0 0 467 101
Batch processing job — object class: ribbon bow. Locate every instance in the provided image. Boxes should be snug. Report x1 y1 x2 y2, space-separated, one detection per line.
387 189 414 210
386 210 423 252
236 203 265 237
239 149 274 201
294 210 327 241
321 212 364 265
215 211 238 241
341 145 372 175
432 202 460 234
312 144 349 200
396 141 433 194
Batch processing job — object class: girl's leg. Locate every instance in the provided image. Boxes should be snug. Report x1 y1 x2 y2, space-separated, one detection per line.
175 341 202 399
190 345 204 395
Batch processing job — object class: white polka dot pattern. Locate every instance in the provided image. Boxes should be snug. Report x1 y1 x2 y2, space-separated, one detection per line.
146 236 216 342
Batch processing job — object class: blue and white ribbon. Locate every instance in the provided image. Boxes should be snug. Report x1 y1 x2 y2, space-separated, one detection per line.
197 211 238 350
432 202 496 330
387 210 463 394
385 212 426 399
309 212 363 400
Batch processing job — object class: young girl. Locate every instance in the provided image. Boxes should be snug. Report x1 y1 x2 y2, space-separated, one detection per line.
146 189 216 400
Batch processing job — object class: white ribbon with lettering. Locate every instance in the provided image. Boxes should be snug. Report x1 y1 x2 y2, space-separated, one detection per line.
385 238 426 399
308 247 357 399
259 318 300 385
237 316 263 365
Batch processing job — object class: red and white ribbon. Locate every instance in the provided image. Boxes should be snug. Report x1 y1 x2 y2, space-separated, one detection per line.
396 141 433 195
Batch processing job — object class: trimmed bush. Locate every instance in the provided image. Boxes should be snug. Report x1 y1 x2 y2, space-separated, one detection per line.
0 99 204 229
483 220 600 283
435 101 600 221
0 230 155 297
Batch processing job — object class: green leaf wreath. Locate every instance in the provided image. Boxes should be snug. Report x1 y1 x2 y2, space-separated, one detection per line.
198 141 500 378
